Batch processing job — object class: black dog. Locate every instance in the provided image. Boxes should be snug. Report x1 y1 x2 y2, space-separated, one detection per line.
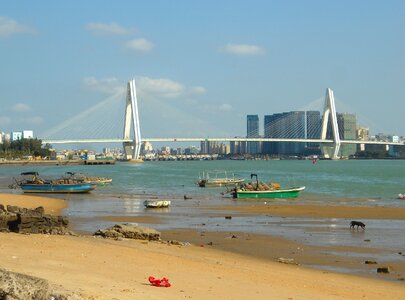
350 221 366 230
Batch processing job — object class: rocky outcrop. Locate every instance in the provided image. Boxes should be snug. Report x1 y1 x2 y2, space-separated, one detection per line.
94 224 161 241
0 268 81 299
0 205 68 234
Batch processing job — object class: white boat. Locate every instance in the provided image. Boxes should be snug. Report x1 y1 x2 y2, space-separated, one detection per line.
144 200 171 208
197 171 244 187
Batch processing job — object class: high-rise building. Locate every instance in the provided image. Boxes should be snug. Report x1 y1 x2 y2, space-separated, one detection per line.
305 111 322 154
200 140 209 154
357 127 369 141
337 113 357 157
246 115 260 154
230 138 246 154
263 111 321 156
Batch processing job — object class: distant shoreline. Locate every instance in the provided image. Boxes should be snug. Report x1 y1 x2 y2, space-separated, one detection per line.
0 159 115 166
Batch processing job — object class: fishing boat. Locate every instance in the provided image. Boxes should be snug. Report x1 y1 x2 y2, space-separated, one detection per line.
229 174 305 199
197 171 244 187
11 172 96 193
144 200 171 208
64 172 112 185
233 186 305 199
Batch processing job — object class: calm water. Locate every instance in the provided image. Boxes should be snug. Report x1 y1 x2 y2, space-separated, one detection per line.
1 159 405 272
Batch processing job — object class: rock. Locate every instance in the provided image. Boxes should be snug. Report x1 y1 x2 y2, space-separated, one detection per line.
0 206 68 234
167 240 183 246
277 257 299 265
0 267 81 299
94 224 161 241
365 260 377 264
377 267 390 274
225 216 232 219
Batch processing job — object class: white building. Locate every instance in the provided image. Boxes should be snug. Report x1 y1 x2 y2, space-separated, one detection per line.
23 130 34 139
12 131 23 141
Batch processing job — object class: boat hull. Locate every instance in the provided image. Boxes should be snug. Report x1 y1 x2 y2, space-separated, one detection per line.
85 179 113 185
20 183 96 193
235 186 305 199
144 200 171 208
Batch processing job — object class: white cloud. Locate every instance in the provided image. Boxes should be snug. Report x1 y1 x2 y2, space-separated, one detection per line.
82 77 126 95
12 103 31 113
86 22 136 36
0 116 11 125
0 16 34 38
125 38 154 52
221 43 265 56
82 76 205 100
137 77 206 99
218 104 233 112
137 77 184 98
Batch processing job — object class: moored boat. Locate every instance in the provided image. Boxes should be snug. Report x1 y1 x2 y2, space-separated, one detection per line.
64 172 112 185
233 186 305 199
144 200 171 208
12 172 96 193
197 171 244 187
229 173 305 199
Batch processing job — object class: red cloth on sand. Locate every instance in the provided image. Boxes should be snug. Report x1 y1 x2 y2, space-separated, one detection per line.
149 276 171 287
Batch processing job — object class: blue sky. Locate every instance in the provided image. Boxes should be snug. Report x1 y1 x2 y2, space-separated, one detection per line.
1 0 404 142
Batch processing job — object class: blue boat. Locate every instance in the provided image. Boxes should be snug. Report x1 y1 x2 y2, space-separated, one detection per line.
13 172 96 193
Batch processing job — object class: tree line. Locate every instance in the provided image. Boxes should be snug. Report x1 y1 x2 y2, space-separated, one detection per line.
0 138 52 159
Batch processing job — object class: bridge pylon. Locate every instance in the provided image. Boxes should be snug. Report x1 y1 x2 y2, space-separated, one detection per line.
123 79 142 161
320 88 341 159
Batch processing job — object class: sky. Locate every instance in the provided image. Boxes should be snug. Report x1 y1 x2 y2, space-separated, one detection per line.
1 0 405 143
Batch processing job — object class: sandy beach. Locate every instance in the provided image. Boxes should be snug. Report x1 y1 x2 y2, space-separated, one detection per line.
1 193 404 299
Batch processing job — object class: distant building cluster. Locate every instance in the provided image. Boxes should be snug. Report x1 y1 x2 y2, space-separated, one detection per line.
232 111 404 158
0 130 34 144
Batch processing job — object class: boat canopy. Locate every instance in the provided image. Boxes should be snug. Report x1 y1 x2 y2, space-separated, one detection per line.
20 172 39 176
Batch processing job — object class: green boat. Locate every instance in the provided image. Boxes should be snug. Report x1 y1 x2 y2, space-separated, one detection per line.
233 186 305 199
230 173 305 199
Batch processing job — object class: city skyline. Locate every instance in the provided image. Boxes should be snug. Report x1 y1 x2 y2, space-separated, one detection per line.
1 1 404 140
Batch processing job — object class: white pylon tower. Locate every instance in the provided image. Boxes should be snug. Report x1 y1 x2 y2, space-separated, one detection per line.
320 88 341 159
123 79 142 160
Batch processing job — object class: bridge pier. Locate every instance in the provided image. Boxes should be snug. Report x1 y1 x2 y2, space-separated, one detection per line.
123 79 142 161
320 88 341 159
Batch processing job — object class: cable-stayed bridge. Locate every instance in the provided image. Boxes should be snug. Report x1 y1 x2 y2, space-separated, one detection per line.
42 80 404 160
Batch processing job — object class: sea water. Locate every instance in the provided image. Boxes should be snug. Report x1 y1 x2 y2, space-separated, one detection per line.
1 159 405 265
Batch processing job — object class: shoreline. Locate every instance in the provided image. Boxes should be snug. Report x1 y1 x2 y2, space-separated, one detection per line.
1 192 405 299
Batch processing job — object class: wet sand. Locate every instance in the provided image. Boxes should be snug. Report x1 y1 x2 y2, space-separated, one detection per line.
100 215 163 224
1 193 405 299
211 203 405 220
